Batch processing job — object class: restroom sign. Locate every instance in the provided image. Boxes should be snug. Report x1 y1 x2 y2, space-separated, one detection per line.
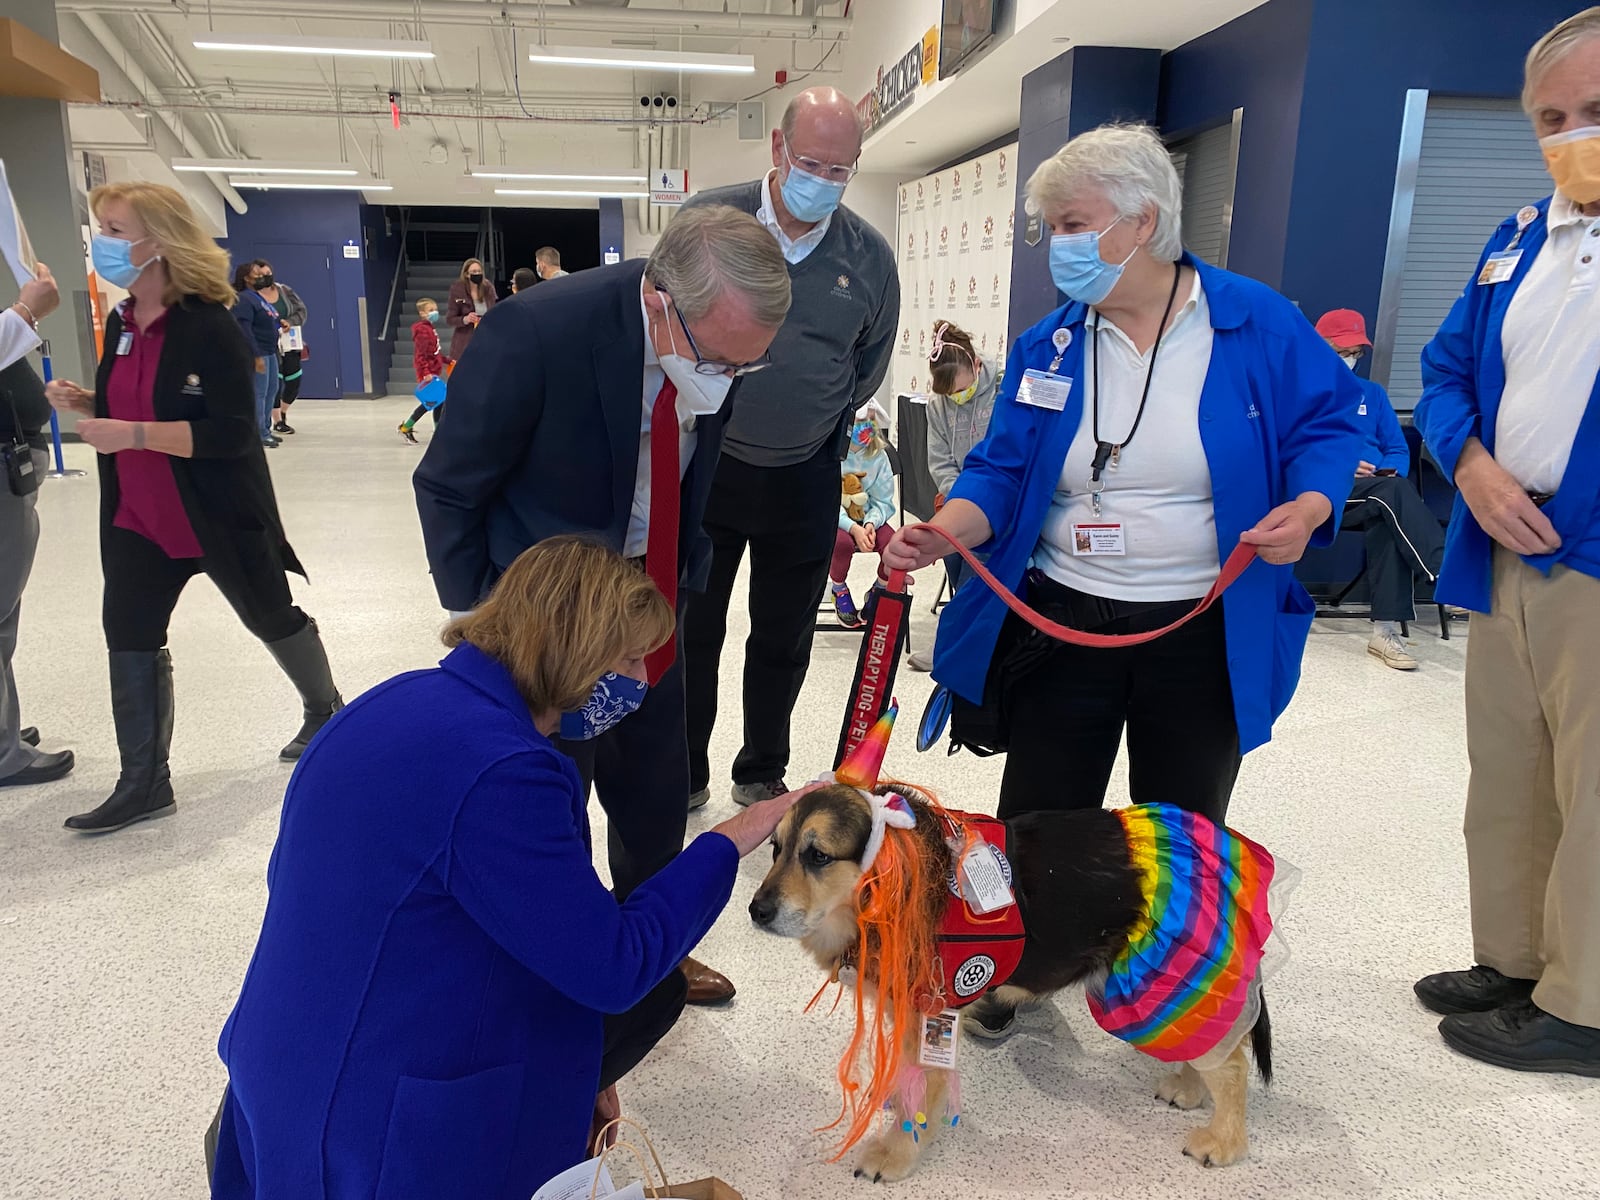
651 169 688 206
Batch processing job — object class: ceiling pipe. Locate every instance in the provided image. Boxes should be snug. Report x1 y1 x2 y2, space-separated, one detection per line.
133 12 248 162
56 0 850 39
69 13 249 215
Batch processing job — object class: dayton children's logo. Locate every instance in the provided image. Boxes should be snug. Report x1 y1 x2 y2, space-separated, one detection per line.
991 274 1003 306
998 150 1009 185
951 168 963 201
966 276 981 310
927 279 936 304
980 214 996 252
947 278 958 300
901 329 913 354
959 220 970 252
831 274 853 300
972 160 984 195
1005 209 1015 246
937 226 950 257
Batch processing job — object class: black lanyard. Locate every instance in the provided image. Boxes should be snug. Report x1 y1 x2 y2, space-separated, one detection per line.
1089 263 1184 483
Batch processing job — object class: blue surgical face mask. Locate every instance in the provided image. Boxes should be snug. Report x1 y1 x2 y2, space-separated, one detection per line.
779 158 848 224
91 234 157 290
558 672 648 742
1048 216 1136 306
426 310 440 324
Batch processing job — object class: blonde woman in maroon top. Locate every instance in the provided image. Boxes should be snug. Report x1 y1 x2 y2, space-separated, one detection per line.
444 257 496 361
45 182 342 834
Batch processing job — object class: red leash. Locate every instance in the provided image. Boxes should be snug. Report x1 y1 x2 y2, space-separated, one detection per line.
888 523 1259 649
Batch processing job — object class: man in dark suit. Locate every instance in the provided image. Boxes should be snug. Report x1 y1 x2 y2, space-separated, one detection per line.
414 205 792 1005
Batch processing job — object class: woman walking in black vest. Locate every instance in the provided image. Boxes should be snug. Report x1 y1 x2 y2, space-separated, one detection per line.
46 182 342 834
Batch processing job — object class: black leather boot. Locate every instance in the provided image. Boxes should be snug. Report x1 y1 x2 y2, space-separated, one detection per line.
65 650 177 833
266 617 342 761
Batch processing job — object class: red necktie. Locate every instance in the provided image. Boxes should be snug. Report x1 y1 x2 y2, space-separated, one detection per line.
644 378 680 684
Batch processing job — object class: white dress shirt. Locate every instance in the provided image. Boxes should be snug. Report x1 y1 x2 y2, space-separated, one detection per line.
1035 271 1221 602
622 290 725 558
757 171 831 264
0 307 41 372
1497 192 1600 494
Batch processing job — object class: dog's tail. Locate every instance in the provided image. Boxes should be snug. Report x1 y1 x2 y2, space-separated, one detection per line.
1250 991 1273 1086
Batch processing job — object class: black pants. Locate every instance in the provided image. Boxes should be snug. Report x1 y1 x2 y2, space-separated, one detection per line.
998 577 1240 825
558 628 689 899
101 524 307 652
405 403 442 427
684 447 841 791
599 969 688 1091
1340 475 1446 622
277 350 302 407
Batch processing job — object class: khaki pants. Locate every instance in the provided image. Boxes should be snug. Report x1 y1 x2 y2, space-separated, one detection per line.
1465 549 1600 1028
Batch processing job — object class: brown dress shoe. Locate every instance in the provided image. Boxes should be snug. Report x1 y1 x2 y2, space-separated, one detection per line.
680 956 736 1005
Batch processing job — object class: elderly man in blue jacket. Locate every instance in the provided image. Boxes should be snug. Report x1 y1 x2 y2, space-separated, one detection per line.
1315 310 1445 671
1412 9 1600 1077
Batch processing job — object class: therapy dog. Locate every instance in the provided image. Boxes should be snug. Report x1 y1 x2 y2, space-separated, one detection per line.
749 772 1290 1183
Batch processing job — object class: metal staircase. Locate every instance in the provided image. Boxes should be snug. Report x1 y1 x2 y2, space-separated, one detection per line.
385 261 464 397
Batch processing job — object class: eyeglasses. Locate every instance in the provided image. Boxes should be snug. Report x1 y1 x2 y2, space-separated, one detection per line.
674 308 771 377
783 135 859 185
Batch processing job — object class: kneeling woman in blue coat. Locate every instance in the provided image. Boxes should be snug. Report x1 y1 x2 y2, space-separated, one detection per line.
209 537 800 1198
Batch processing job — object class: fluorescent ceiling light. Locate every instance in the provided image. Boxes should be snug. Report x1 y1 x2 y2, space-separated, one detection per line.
528 46 754 74
174 159 358 176
230 179 393 191
194 34 434 59
472 171 648 183
495 188 648 199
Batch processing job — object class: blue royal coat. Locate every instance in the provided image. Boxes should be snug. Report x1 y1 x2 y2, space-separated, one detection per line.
211 644 739 1199
1355 376 1410 476
933 255 1365 754
1414 197 1600 612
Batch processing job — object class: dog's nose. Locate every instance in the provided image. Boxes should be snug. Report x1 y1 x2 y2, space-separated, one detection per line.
749 894 777 926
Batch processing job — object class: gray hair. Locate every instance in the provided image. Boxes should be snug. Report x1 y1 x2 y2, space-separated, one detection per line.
1524 6 1600 111
645 204 791 328
1025 124 1185 263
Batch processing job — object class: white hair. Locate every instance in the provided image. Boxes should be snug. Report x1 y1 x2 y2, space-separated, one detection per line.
644 204 791 328
1025 123 1185 263
1523 6 1600 112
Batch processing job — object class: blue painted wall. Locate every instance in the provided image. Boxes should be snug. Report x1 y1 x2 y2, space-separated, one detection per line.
1009 46 1163 340
361 204 404 392
219 191 370 398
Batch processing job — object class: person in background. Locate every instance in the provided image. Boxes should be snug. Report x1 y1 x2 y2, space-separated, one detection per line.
45 181 342 835
414 204 791 1010
1315 309 1445 671
908 319 1000 672
446 258 496 362
511 267 537 294
884 125 1362 1042
828 407 897 628
207 538 805 1198
0 262 76 789
399 297 448 444
535 247 568 280
1412 8 1600 1076
231 262 282 448
251 259 308 437
680 85 900 812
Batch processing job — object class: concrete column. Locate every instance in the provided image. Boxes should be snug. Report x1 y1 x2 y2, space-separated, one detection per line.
0 0 97 386
1008 47 1162 341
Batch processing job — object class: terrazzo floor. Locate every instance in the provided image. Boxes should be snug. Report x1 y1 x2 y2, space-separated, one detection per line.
3 400 1596 1199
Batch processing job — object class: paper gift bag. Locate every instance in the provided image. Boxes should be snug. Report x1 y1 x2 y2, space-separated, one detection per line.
574 1118 743 1200
657 1177 742 1200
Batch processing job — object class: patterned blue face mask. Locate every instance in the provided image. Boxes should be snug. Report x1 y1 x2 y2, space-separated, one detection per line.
559 672 648 741
851 421 873 447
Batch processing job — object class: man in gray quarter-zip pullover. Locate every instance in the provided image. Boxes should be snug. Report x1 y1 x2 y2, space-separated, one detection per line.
680 86 900 816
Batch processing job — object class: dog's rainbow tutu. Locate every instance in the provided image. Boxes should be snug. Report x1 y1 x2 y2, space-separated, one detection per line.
1086 804 1297 1070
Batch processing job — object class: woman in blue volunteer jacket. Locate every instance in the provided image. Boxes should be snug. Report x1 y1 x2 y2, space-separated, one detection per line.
1410 9 1600 1077
887 125 1362 856
207 537 801 1198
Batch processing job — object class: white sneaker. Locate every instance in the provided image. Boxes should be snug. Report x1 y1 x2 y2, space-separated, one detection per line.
1368 630 1418 670
907 649 933 672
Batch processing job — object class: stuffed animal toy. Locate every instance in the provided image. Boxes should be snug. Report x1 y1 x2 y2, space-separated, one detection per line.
842 471 868 524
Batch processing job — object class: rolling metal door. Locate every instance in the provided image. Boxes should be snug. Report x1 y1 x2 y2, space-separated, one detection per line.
1381 97 1551 409
1171 121 1238 267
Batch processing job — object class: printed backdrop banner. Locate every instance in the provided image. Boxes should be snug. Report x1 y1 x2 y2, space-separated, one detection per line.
892 142 1018 399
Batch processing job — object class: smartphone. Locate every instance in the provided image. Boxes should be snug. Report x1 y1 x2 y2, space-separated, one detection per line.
1374 468 1398 477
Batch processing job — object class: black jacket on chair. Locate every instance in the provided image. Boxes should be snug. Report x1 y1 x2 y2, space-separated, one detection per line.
94 297 305 585
413 259 738 613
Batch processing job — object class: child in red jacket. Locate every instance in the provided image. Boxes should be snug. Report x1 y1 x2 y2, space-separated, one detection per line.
400 297 450 444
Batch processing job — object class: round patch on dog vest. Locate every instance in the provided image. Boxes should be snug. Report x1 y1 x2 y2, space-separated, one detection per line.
952 954 997 998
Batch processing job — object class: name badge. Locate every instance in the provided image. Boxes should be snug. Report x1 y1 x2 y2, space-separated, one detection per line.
918 1009 961 1071
1071 523 1126 556
116 330 134 356
1477 250 1522 286
1017 368 1072 411
1358 403 1368 416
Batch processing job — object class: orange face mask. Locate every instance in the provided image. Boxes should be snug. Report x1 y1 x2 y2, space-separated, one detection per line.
1541 126 1600 206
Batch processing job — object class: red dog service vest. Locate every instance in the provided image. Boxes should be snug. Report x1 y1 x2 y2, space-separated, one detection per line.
937 812 1026 1007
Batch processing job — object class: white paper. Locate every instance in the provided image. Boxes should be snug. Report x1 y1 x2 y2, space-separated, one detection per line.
919 1009 961 1070
278 325 304 353
0 160 37 290
957 841 1015 914
530 1156 616 1200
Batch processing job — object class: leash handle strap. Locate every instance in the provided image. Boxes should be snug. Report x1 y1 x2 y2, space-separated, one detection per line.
888 522 1258 649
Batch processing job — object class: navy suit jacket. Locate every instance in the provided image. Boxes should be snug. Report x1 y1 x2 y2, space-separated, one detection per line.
413 259 737 611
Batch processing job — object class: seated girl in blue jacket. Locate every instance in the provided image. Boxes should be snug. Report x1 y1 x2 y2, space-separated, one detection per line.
829 409 898 628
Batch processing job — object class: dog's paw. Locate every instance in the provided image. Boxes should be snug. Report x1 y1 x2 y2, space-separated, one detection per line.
1155 1069 1207 1111
1182 1124 1248 1169
852 1129 921 1183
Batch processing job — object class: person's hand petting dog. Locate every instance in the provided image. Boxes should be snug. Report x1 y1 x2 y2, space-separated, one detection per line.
709 782 819 856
